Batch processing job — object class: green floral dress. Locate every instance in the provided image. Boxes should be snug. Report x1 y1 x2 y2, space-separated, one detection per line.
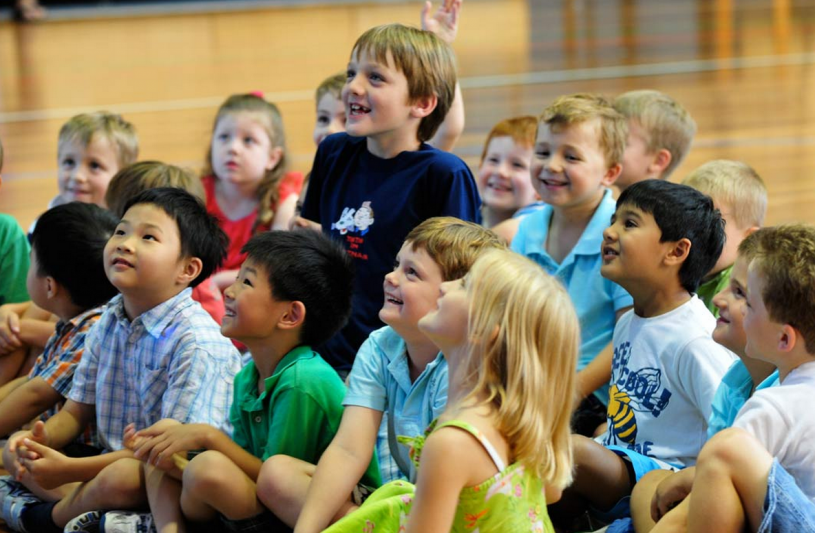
324 419 554 533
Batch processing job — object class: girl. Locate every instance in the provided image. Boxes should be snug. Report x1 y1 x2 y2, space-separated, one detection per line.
202 93 303 289
323 248 580 533
476 116 540 232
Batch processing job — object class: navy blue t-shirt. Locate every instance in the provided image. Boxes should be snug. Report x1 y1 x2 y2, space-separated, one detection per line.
302 133 481 371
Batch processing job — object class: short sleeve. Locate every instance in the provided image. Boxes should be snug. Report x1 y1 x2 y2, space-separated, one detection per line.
673 338 734 422
0 216 31 305
30 315 101 397
733 394 788 456
277 172 304 203
67 319 103 405
301 139 331 222
344 336 389 411
434 164 481 224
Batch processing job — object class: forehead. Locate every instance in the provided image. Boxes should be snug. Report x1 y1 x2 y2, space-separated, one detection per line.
217 111 269 131
58 133 116 157
121 203 179 235
486 135 532 154
350 47 398 71
317 92 343 111
614 203 656 223
536 118 602 147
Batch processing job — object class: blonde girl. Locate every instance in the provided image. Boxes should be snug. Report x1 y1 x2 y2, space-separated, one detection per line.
202 93 303 289
323 248 580 533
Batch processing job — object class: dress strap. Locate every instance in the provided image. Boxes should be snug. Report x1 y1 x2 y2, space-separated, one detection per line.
436 420 506 472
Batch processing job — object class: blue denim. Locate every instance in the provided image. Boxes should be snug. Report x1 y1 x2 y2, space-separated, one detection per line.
759 460 815 533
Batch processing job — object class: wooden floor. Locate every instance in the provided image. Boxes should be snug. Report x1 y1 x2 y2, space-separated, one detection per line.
1 0 815 230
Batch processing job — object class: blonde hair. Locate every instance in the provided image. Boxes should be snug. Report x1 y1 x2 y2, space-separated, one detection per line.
683 160 766 228
751 225 815 354
105 161 204 218
459 249 578 488
404 217 506 281
479 116 538 165
203 93 288 231
316 72 346 104
351 23 456 143
541 93 627 167
58 112 139 169
614 90 696 178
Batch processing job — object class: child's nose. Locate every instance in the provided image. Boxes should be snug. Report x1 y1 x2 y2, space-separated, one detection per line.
602 225 616 241
384 270 398 286
545 154 563 173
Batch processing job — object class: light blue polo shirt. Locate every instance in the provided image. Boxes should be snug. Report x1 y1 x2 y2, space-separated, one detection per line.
344 326 448 483
707 360 779 439
511 188 632 403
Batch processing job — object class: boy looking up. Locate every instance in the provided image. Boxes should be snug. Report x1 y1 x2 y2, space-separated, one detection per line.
294 23 480 374
613 90 696 191
510 93 633 435
682 160 767 315
1 188 241 533
551 180 735 529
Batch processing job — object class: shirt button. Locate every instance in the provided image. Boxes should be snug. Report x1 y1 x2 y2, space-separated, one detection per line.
254 416 262 423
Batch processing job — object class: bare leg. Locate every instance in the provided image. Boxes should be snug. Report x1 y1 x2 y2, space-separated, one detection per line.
686 428 772 533
631 470 673 533
180 450 263 523
145 462 185 533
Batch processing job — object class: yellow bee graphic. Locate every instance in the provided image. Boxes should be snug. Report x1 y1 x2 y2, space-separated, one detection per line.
607 384 637 445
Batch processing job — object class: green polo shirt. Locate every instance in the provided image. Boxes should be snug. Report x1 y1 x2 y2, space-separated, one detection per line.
696 265 733 317
230 345 381 487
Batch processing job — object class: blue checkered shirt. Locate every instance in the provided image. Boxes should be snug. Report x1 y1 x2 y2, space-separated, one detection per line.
69 288 242 452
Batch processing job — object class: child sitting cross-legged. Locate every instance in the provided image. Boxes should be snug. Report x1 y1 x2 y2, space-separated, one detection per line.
0 188 242 533
550 179 736 531
261 217 505 532
322 248 580 533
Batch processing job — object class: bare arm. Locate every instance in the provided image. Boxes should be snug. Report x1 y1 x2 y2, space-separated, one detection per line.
271 194 299 231
0 376 62 437
575 307 631 401
429 83 464 152
294 406 382 533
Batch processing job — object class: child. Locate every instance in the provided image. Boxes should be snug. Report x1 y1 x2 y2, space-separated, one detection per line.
0 136 31 308
260 217 505 531
628 230 777 533
294 24 481 374
613 90 696 191
476 116 539 231
122 230 379 531
510 93 632 435
551 179 735 530
0 203 118 445
202 93 304 289
662 224 815 533
313 72 348 147
105 160 224 324
322 248 580 532
0 188 242 532
682 159 766 315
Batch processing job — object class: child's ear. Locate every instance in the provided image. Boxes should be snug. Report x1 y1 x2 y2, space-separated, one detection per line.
278 301 306 330
266 146 284 172
778 324 799 353
410 94 438 119
664 238 692 266
176 257 203 287
602 163 623 186
649 149 672 176
45 276 60 300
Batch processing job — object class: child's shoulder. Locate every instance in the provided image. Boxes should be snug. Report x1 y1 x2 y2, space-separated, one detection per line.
269 347 346 400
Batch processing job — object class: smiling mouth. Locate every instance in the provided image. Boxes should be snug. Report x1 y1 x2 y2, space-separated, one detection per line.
349 103 371 116
540 178 568 187
111 257 134 268
602 246 619 261
385 294 403 305
224 307 236 318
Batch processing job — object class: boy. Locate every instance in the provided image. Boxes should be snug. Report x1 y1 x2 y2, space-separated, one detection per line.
682 160 766 315
294 23 480 374
550 180 735 529
120 230 380 531
662 225 815 533
629 231 777 533
510 93 633 435
0 137 30 308
613 90 696 191
0 202 118 443
313 72 347 147
0 188 241 533
261 218 505 532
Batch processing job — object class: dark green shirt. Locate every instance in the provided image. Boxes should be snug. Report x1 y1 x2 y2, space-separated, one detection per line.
696 265 733 317
230 345 381 487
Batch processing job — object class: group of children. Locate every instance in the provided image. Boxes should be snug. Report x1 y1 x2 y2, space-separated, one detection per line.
0 1 813 532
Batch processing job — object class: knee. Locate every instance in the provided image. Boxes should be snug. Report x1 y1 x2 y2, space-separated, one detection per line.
182 450 232 499
92 458 146 509
256 455 305 508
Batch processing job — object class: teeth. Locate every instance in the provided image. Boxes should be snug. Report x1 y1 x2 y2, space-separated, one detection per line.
387 296 403 305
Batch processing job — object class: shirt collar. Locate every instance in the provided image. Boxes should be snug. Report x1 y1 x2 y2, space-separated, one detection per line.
55 306 105 335
244 345 315 402
111 288 194 338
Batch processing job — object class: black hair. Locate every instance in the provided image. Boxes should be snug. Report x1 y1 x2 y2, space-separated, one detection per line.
616 179 725 293
121 187 228 288
241 230 354 347
30 202 119 309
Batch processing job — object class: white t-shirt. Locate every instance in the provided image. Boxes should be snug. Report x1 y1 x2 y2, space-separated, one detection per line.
598 295 736 466
733 360 815 503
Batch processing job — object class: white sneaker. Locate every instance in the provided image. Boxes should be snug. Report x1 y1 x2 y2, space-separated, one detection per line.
101 511 155 533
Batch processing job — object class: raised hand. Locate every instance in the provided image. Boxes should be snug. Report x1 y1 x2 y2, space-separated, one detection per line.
421 0 462 44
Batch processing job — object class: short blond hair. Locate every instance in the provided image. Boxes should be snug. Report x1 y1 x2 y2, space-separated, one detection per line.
479 116 537 165
460 249 578 487
351 23 456 143
316 72 346 104
751 225 815 354
58 112 138 169
105 161 204 218
541 93 627 167
614 90 696 178
405 217 506 281
683 160 767 228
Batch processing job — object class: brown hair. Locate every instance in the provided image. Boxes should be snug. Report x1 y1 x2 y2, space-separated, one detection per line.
58 112 139 169
683 160 767 228
105 161 203 218
316 72 346 104
479 116 538 165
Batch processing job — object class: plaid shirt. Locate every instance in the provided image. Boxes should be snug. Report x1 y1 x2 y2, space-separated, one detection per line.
69 288 242 452
29 306 104 447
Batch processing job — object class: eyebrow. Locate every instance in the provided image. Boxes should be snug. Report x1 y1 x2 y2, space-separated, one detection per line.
244 266 258 275
617 208 642 220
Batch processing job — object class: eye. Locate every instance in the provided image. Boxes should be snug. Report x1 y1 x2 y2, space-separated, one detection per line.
346 69 356 80
512 160 528 170
89 161 103 171
317 114 330 126
369 71 384 82
61 158 75 168
486 156 500 165
114 228 126 236
406 267 420 279
733 285 746 299
242 277 254 287
392 259 400 270
624 218 638 229
535 149 550 159
565 153 581 162
217 133 229 142
143 234 157 241
243 136 256 145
